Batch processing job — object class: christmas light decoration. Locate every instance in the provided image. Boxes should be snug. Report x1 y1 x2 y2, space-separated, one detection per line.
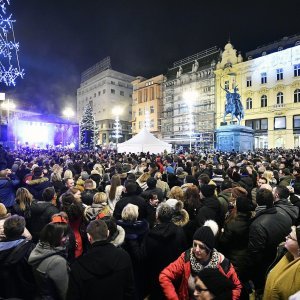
0 0 24 86
80 103 96 149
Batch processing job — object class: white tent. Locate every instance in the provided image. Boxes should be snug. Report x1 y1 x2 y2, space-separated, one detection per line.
118 128 172 154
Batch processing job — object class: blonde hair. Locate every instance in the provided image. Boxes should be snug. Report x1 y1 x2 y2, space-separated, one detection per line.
262 171 273 184
154 172 162 180
15 188 33 211
64 169 73 180
93 192 107 204
121 204 139 222
138 172 151 183
169 186 184 201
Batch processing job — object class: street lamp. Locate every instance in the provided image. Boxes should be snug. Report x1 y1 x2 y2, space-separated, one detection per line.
62 107 75 120
112 106 123 152
183 91 197 152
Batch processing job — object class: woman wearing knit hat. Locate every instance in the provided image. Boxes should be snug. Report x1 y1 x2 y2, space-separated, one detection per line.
263 225 300 299
194 268 234 300
159 220 242 300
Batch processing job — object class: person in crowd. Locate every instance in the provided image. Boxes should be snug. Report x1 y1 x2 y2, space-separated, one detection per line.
12 187 34 225
262 170 277 186
60 177 75 196
67 219 135 300
90 169 102 189
30 186 59 242
219 196 252 299
0 215 35 300
102 215 125 247
181 174 198 193
155 172 170 199
26 166 53 201
193 268 235 300
29 222 69 300
273 185 299 225
113 181 148 221
61 193 86 258
0 203 32 240
169 185 184 201
167 173 182 189
105 174 124 212
143 202 188 300
117 203 149 299
159 221 242 300
165 198 190 227
0 168 20 209
279 167 294 187
50 166 64 197
136 172 151 191
197 184 222 227
193 160 212 179
84 192 111 222
248 188 293 295
141 177 164 201
263 225 300 299
176 167 188 186
80 178 98 206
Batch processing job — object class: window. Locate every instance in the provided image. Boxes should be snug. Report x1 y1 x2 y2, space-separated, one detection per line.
277 68 283 80
144 90 148 102
261 72 267 84
150 120 154 128
245 118 268 130
94 93 96 97
150 106 154 113
138 91 142 103
261 119 268 130
98 91 101 96
294 89 300 103
294 64 300 77
139 121 143 129
277 92 284 105
274 116 286 129
120 91 124 96
246 98 252 109
261 95 267 107
224 80 229 90
103 89 106 94
150 87 154 100
138 108 142 116
111 89 115 94
111 81 115 85
293 115 300 129
246 76 252 87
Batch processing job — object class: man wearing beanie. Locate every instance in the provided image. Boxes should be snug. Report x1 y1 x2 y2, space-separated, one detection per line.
159 220 241 300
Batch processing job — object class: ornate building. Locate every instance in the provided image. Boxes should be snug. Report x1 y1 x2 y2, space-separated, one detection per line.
161 47 220 148
131 74 164 137
215 35 300 149
77 57 135 145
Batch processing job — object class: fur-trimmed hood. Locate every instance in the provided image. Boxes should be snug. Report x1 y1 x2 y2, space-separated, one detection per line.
26 177 49 186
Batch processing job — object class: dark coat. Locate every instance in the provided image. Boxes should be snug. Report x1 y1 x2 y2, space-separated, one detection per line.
26 177 53 201
248 206 293 289
29 201 59 243
274 198 299 225
141 187 164 201
0 176 20 207
219 212 251 280
238 175 254 196
113 194 148 221
196 196 222 227
67 241 135 300
143 222 188 299
0 238 36 300
81 189 98 206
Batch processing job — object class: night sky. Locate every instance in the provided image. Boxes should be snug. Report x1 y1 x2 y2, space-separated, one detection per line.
3 0 299 115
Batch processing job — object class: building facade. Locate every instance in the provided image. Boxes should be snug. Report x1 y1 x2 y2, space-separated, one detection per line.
131 74 164 137
77 57 135 145
215 35 300 149
161 47 220 148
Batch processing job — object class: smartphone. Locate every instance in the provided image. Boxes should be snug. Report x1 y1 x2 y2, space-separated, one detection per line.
290 179 295 187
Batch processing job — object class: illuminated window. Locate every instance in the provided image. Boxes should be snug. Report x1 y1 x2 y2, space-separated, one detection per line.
246 76 252 87
150 106 154 113
261 72 267 84
276 68 283 80
294 89 300 103
246 98 252 109
277 92 284 105
294 64 300 77
274 116 286 129
261 95 267 107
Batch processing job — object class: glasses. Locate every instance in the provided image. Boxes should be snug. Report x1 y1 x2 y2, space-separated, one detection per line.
286 234 297 241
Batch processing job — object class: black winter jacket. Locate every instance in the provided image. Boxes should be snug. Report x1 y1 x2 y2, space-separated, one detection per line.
67 241 135 300
196 196 222 227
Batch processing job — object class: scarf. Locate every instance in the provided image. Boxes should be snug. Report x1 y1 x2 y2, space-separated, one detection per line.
190 248 219 273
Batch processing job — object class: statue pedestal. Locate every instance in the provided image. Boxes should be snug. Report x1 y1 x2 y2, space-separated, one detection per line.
215 125 254 152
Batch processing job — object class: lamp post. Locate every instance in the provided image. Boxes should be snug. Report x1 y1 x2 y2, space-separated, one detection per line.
183 91 197 152
62 107 75 121
112 106 123 152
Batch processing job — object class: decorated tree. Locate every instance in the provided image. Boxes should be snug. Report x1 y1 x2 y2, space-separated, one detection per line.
80 103 96 149
0 0 24 86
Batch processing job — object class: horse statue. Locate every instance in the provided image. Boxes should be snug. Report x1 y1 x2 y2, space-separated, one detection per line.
222 86 244 124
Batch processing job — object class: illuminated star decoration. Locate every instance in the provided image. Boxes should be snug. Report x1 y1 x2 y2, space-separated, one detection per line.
0 0 24 86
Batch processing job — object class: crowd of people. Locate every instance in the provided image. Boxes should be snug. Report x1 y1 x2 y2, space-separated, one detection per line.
0 145 300 299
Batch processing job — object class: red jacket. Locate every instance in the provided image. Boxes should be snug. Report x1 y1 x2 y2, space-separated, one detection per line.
159 249 242 300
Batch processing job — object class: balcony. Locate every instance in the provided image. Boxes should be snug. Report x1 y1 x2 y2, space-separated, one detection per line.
273 103 285 110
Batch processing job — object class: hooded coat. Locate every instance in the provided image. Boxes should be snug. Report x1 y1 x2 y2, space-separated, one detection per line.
275 198 299 225
67 240 134 300
26 177 53 201
28 242 69 300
